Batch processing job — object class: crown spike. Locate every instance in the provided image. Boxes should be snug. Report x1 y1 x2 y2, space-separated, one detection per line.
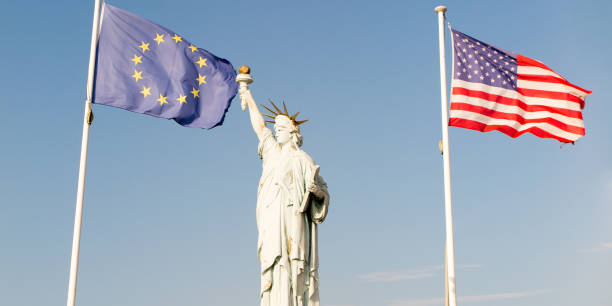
261 104 278 116
269 100 283 115
262 100 307 127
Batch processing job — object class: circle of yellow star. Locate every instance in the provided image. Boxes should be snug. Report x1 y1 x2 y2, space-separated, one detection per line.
139 41 150 52
131 54 143 65
177 94 187 104
196 74 207 85
190 87 200 98
157 94 168 105
131 70 143 82
140 86 151 97
154 33 165 45
196 56 208 68
188 45 197 52
172 34 182 43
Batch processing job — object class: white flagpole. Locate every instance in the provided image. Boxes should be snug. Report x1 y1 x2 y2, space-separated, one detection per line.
66 1 103 306
434 5 458 306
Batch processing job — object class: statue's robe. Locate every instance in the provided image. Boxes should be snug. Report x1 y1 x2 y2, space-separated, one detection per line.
257 128 329 306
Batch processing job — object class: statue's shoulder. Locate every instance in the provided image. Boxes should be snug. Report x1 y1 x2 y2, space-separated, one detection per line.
295 149 316 166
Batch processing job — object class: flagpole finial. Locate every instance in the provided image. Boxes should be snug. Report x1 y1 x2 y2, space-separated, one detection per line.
434 5 447 13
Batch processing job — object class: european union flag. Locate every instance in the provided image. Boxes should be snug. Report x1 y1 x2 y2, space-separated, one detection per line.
93 3 238 129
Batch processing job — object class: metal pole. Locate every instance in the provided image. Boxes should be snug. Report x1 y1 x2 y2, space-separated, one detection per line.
66 1 103 305
434 5 458 306
445 246 449 306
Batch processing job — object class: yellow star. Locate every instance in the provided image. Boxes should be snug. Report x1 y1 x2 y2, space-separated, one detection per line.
190 87 200 98
196 56 208 68
139 41 150 52
157 94 168 105
154 33 165 45
131 70 143 82
172 34 182 43
131 54 142 65
140 86 151 97
188 45 197 52
196 74 207 85
177 94 187 104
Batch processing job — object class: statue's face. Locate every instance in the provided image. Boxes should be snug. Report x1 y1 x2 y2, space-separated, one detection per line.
274 125 292 145
274 115 293 145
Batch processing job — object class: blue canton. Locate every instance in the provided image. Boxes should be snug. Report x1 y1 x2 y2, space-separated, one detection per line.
451 29 518 90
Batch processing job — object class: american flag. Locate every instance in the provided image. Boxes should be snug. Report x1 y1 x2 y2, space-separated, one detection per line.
449 28 591 143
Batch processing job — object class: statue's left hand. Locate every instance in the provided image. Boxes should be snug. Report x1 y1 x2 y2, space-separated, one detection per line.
307 181 323 199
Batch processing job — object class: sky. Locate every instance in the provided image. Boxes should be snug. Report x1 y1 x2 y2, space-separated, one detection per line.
0 0 611 306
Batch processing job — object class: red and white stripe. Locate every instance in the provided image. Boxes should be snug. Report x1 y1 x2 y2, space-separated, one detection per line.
450 55 591 143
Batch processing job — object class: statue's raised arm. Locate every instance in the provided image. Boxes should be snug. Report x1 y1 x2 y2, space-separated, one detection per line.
236 66 266 141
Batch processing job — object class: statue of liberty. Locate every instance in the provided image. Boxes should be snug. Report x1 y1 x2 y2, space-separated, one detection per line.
236 66 330 306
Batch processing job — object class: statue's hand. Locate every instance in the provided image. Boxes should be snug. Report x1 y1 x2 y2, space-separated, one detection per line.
307 181 322 199
239 87 249 110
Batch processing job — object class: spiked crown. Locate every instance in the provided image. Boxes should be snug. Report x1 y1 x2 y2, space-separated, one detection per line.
261 100 308 127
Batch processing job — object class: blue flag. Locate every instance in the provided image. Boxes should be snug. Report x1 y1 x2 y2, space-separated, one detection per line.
93 3 238 129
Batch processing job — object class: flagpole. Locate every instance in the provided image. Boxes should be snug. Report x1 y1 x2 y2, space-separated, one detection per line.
435 5 458 306
445 246 449 306
66 1 103 306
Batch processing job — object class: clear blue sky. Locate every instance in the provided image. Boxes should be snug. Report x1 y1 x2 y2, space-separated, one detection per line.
1 1 610 305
